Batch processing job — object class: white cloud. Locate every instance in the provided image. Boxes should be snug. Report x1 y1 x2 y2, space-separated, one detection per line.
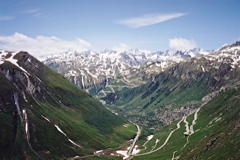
169 38 197 51
0 16 15 21
116 13 187 28
0 33 92 57
112 43 131 52
20 9 47 18
21 9 40 14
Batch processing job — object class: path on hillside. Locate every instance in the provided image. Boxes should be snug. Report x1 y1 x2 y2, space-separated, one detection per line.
190 108 200 134
151 138 160 151
126 123 141 159
142 135 154 150
183 116 190 135
171 109 200 160
135 117 184 157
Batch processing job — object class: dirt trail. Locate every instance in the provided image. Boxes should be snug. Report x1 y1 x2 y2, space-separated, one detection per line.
135 117 184 156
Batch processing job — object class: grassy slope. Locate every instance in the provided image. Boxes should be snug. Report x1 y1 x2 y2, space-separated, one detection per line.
179 88 240 159
104 72 211 128
132 87 240 159
0 52 137 159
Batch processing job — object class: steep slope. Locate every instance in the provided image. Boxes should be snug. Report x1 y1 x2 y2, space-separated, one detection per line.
132 86 240 159
41 49 208 97
102 41 240 128
0 50 136 159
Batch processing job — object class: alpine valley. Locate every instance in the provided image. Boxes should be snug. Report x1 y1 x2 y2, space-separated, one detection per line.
1 41 240 160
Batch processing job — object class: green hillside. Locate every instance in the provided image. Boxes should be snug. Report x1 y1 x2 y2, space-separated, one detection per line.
132 87 240 159
0 51 137 159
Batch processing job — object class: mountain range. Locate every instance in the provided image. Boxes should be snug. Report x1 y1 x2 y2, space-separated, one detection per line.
102 42 240 128
41 42 240 128
1 41 239 159
41 48 210 98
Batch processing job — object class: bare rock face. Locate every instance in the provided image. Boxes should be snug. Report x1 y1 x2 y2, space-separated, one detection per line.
0 52 47 100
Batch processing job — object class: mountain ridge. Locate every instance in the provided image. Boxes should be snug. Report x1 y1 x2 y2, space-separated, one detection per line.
102 41 240 128
41 48 210 98
0 50 137 159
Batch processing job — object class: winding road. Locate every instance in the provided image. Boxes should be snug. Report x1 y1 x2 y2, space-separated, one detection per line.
190 108 200 134
127 124 141 156
135 117 184 156
171 108 200 160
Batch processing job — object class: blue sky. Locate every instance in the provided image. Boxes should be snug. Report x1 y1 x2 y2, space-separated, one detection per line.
0 0 239 56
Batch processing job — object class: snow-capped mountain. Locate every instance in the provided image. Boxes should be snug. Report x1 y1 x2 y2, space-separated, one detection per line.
101 41 240 128
201 41 240 70
41 48 211 97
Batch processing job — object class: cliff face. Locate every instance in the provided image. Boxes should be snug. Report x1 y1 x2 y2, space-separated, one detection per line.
1 52 46 100
0 51 133 159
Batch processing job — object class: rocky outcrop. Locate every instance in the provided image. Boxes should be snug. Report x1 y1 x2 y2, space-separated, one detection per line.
0 52 47 100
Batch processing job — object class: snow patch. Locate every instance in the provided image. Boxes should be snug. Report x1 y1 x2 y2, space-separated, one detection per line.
132 145 141 155
23 109 29 140
94 150 103 154
54 124 67 137
41 115 51 122
116 149 129 160
42 115 82 148
67 138 82 148
14 92 23 121
0 51 30 74
201 65 205 72
147 135 154 141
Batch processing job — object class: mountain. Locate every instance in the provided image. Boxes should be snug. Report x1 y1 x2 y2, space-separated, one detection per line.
0 50 137 159
102 41 240 129
41 48 209 98
131 86 240 159
1 42 238 160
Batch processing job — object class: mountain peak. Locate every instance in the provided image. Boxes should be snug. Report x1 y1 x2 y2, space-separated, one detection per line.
219 41 240 51
0 50 135 159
